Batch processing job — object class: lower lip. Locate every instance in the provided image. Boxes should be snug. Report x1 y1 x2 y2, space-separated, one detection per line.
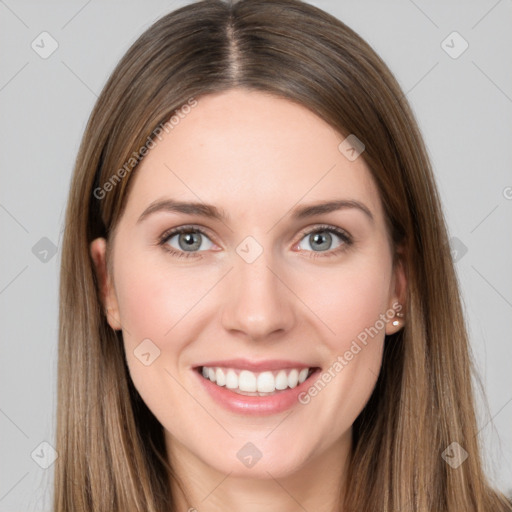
194 368 321 416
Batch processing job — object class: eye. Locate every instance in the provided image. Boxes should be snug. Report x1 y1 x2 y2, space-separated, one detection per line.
296 225 352 257
158 224 352 260
159 226 214 257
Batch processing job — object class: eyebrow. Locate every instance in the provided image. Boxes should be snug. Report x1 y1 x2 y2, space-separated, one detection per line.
137 198 374 224
137 199 227 223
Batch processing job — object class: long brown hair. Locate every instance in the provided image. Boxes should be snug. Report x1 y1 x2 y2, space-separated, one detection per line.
56 0 512 510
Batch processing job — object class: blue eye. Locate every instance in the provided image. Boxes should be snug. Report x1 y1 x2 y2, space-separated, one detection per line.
158 224 352 260
297 226 352 257
160 227 214 258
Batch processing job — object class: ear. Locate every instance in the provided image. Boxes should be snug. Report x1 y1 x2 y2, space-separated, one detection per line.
90 237 122 330
385 253 407 336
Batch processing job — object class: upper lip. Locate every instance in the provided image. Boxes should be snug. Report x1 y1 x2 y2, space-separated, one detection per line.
195 358 318 372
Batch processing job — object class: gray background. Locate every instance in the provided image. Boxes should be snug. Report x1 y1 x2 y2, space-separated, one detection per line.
1 0 511 510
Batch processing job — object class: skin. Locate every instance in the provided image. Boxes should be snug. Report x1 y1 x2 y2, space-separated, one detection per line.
91 89 406 512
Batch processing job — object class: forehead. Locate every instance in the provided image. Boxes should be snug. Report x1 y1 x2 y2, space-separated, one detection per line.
121 89 383 225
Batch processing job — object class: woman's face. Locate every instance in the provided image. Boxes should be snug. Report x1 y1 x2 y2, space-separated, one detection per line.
91 89 405 480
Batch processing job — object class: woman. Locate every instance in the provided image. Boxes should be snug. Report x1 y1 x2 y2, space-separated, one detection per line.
55 0 512 510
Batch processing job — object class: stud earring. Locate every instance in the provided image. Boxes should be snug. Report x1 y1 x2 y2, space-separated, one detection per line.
392 306 405 326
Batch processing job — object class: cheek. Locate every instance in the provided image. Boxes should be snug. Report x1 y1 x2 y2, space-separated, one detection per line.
301 254 393 351
113 251 215 343
112 253 210 429
112 252 222 410
293 252 392 413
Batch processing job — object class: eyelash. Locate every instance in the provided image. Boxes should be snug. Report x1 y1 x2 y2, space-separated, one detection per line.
157 224 353 260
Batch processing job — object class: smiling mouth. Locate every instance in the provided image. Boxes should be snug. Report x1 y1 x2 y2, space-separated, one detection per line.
196 366 319 396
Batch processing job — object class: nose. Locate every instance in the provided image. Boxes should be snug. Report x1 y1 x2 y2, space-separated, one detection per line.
220 250 297 342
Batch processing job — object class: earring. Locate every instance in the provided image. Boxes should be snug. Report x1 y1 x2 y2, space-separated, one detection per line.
392 306 404 326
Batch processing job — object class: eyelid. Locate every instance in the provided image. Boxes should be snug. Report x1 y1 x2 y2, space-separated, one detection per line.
158 224 218 246
298 223 351 239
295 223 353 248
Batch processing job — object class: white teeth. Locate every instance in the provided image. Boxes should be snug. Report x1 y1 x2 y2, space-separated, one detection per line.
288 369 299 388
215 367 226 386
275 370 289 390
239 370 257 392
225 369 238 389
257 371 275 393
200 366 313 393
